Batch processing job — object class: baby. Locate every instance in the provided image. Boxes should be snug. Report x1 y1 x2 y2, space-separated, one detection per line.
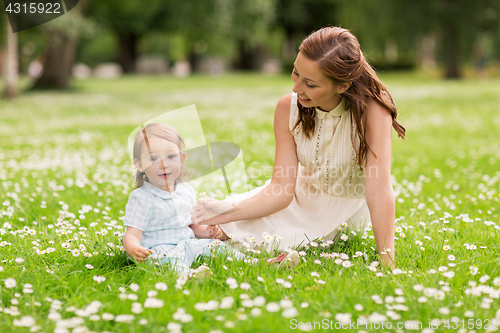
123 123 298 276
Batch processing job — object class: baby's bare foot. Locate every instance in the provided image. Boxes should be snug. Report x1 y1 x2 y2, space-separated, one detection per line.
191 265 212 279
280 250 300 268
266 251 300 268
267 252 288 264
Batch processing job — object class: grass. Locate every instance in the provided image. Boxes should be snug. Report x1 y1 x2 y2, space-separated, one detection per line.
0 71 499 332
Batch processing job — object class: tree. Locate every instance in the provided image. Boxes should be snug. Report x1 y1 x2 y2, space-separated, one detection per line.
275 0 339 67
3 18 18 98
226 0 275 70
32 0 93 89
336 0 500 78
164 0 220 71
86 0 169 73
165 0 276 71
436 0 500 78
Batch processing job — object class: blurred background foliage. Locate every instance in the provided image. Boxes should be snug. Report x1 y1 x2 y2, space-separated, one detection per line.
1 0 500 91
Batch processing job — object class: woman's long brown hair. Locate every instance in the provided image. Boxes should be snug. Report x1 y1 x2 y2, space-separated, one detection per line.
292 27 406 166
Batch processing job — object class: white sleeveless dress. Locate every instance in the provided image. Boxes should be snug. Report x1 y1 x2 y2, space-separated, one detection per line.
219 93 371 250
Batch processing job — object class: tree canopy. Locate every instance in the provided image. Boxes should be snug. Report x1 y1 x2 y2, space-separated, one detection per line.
3 0 499 92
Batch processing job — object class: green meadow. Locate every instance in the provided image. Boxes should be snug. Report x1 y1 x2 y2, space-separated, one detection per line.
0 72 499 332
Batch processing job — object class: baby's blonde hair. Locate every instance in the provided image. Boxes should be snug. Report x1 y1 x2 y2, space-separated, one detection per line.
132 123 190 187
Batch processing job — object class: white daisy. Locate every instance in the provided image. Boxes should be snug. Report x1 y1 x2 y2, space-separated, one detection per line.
342 261 353 268
5 278 17 289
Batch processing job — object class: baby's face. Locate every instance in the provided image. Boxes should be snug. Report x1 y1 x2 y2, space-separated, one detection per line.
136 136 185 191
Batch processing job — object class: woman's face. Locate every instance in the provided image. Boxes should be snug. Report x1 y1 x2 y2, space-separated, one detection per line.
292 52 344 112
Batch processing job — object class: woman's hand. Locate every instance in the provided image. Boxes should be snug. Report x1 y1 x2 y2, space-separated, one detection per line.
189 220 227 240
191 198 235 225
191 94 298 226
130 246 152 262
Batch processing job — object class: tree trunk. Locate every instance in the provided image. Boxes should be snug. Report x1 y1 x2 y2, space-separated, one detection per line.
4 19 18 99
32 0 88 90
116 31 139 73
280 30 297 74
443 24 461 79
188 50 201 73
233 39 265 71
234 39 252 70
282 31 296 62
442 0 462 79
32 31 77 89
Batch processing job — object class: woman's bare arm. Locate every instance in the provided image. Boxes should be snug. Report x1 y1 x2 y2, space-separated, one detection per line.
194 93 299 225
364 99 396 268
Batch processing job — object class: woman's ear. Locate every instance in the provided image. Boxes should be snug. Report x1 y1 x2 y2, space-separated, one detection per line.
133 159 143 172
180 152 186 164
337 82 352 94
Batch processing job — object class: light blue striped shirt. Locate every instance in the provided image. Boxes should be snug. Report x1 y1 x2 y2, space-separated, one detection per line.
124 181 196 248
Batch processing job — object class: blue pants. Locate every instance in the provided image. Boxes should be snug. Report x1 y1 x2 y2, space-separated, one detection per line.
149 238 245 273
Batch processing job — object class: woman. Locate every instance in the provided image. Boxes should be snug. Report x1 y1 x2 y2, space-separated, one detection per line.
192 27 405 267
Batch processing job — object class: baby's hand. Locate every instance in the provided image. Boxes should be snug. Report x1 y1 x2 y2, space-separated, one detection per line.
208 225 223 239
131 246 152 262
